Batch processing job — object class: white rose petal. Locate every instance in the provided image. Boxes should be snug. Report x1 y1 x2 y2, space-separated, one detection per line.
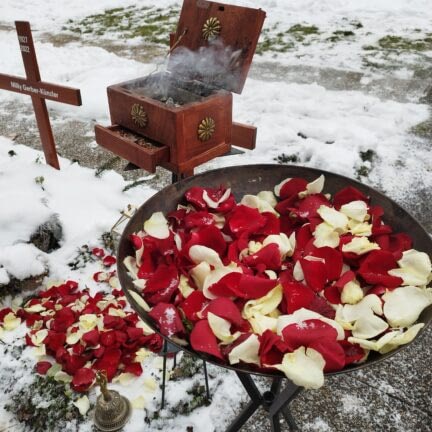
228 334 261 366
351 314 389 339
3 312 21 331
73 396 90 416
340 201 368 222
79 314 98 331
336 295 383 323
340 281 364 305
383 286 432 327
135 348 151 362
273 347 325 389
123 256 139 280
131 396 146 409
66 330 83 345
132 279 147 290
299 175 325 198
293 260 304 281
189 245 223 268
190 262 212 291
249 314 278 335
207 312 240 344
342 237 380 255
241 194 278 215
378 323 425 354
317 206 348 231
178 274 195 298
348 220 372 237
130 291 151 312
213 213 225 229
31 329 48 346
24 304 46 313
243 285 283 319
113 372 135 385
136 319 154 335
144 212 170 239
257 190 277 208
143 377 158 391
313 222 340 248
54 370 73 384
388 249 432 286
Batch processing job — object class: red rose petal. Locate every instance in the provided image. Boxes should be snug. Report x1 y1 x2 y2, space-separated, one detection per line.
243 243 282 271
103 255 117 267
82 329 100 346
184 225 226 256
300 258 327 292
324 285 342 305
340 340 367 366
307 295 336 319
311 247 343 282
92 248 105 258
129 234 143 250
309 338 345 372
203 297 244 327
71 367 96 392
374 232 412 260
124 362 143 376
93 348 122 381
36 361 52 375
298 194 331 220
256 212 280 236
179 291 209 322
281 319 338 351
333 186 369 209
228 205 266 236
357 250 403 288
282 281 315 314
259 329 291 365
184 211 215 229
45 331 66 353
145 264 179 297
190 320 223 360
279 178 308 200
50 307 75 333
148 303 185 337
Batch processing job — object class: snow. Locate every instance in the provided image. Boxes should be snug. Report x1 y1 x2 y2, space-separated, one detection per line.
0 0 431 430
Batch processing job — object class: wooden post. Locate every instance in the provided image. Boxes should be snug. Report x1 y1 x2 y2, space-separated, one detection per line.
0 21 82 169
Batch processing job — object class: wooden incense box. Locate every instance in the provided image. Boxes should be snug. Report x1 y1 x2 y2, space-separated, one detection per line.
96 0 266 175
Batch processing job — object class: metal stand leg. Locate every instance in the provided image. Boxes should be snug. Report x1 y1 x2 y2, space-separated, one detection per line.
225 372 301 432
203 361 211 401
161 339 168 409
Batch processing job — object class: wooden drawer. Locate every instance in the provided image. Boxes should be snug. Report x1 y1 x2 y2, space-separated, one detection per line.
95 125 169 173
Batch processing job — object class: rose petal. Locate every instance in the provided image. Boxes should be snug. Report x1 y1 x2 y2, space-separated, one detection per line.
274 177 308 199
190 320 223 360
383 286 432 327
148 303 184 337
144 212 170 239
203 297 244 327
189 245 223 268
228 205 266 236
351 314 389 339
342 237 380 255
273 346 325 389
36 361 52 375
207 312 240 344
388 249 432 286
228 334 261 366
71 368 96 392
73 395 90 416
333 186 368 209
179 290 209 322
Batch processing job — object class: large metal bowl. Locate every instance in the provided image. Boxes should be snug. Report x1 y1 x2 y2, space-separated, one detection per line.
117 164 432 378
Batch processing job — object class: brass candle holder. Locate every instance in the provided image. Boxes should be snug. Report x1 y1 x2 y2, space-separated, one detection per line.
94 371 132 432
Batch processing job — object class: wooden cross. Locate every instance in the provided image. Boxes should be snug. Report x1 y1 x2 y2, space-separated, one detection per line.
0 21 81 169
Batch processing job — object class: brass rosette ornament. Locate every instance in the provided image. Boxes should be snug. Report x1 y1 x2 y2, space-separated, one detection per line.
198 117 216 141
130 104 148 128
202 17 221 40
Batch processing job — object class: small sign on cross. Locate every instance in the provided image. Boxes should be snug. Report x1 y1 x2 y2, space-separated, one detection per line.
0 21 82 169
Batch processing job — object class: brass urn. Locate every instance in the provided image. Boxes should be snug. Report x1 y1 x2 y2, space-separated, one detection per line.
94 372 132 431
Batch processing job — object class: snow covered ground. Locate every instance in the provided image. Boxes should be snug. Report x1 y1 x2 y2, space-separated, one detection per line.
0 0 431 431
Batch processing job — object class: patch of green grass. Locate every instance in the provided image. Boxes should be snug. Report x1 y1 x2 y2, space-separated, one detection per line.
5 376 83 432
360 149 376 162
64 5 179 45
377 34 432 51
411 119 432 139
327 29 356 43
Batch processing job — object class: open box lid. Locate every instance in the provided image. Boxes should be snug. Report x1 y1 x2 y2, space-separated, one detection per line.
168 0 266 94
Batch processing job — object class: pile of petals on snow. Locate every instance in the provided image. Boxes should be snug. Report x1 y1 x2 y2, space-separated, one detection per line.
123 175 432 389
0 276 163 392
